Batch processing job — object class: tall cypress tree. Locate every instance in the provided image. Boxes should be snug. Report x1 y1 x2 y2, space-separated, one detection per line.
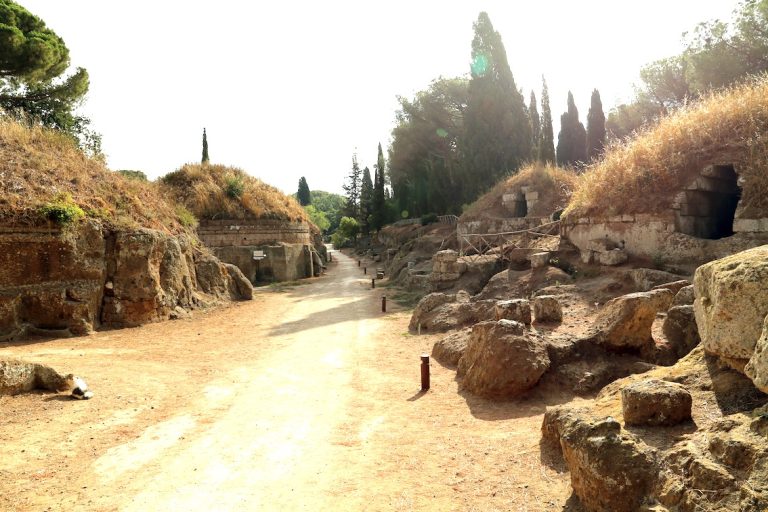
342 154 362 219
586 89 607 161
372 142 387 231
359 167 374 235
538 77 556 164
201 128 209 164
556 91 587 168
462 12 531 198
529 91 541 161
297 176 311 206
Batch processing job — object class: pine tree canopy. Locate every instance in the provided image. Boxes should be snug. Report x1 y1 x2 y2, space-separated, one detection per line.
297 176 311 206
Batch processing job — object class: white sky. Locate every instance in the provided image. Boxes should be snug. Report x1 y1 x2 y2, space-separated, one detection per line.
22 1 740 195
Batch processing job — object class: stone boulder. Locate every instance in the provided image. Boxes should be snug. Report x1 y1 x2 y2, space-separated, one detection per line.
409 293 497 333
409 292 456 331
652 279 691 296
631 268 684 292
589 289 674 350
494 299 531 324
694 245 768 361
542 410 659 512
0 360 71 395
671 285 695 307
529 252 550 269
533 295 562 323
458 320 549 398
745 315 768 393
663 305 700 358
621 379 692 426
432 329 471 367
223 263 254 300
598 248 628 266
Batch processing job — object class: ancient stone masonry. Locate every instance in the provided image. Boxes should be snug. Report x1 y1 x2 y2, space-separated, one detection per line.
196 219 320 283
501 186 540 217
0 221 252 341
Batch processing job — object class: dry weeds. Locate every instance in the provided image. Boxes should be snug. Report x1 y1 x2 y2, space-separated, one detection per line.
566 75 768 219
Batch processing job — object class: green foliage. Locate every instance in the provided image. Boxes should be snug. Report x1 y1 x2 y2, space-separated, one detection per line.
371 142 387 232
338 215 360 241
117 169 148 181
420 212 438 225
538 77 556 164
297 176 311 206
202 128 209 164
586 89 606 161
330 230 349 249
556 91 587 168
359 166 373 234
608 0 768 138
304 204 330 232
462 12 531 199
310 190 345 233
529 91 541 160
225 176 244 199
342 154 361 219
175 205 198 228
39 192 84 224
0 1 97 154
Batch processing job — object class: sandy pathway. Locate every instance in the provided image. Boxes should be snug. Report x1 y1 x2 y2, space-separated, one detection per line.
0 251 574 511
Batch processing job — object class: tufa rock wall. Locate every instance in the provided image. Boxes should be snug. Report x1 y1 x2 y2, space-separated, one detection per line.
0 221 252 340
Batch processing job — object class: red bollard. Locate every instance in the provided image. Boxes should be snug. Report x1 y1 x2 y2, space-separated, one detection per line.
358 260 361 267
364 267 367 275
420 354 430 391
371 278 375 289
381 295 387 312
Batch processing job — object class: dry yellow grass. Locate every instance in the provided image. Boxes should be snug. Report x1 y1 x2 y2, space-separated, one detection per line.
160 163 310 223
566 75 768 219
461 163 577 221
0 116 188 233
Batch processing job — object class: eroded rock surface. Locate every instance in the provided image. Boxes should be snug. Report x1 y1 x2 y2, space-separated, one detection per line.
0 360 71 395
589 289 674 350
621 379 692 426
431 328 471 367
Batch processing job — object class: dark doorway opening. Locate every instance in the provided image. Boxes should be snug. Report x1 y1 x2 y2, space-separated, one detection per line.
511 199 528 218
675 165 741 239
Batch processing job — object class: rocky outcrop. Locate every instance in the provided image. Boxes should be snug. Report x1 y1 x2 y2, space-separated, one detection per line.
408 292 498 333
589 289 674 350
494 299 531 324
630 268 685 292
671 284 695 306
431 329 471 367
0 359 71 395
0 222 252 340
621 379 692 426
533 295 562 323
458 320 549 398
662 306 700 358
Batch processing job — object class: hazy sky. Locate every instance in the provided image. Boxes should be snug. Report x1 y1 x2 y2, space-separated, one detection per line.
22 1 740 195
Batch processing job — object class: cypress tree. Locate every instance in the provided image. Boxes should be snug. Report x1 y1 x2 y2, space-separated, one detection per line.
538 77 556 164
586 89 607 161
372 142 387 231
342 154 362 219
201 128 209 164
462 12 531 198
359 167 374 235
297 176 311 206
529 91 541 161
556 91 587 168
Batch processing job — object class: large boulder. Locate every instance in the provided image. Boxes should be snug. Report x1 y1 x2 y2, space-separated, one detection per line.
589 289 674 350
694 245 768 361
0 360 71 395
745 315 768 393
458 320 549 398
542 410 659 512
533 295 562 323
409 292 456 331
494 299 531 324
663 305 700 358
621 379 692 426
432 329 471 367
630 268 684 292
671 285 695 307
409 293 498 333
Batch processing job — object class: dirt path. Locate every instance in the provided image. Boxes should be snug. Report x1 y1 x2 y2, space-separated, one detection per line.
0 251 575 511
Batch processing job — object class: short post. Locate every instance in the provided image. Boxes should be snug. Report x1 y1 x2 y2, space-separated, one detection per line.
420 354 430 391
381 295 387 312
371 278 375 289
358 260 361 267
364 267 367 275
417 323 421 336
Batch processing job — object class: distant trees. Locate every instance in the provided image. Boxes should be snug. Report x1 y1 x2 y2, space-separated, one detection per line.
538 77 556 164
529 91 541 160
462 12 531 199
586 89 606 161
0 0 99 154
607 0 768 138
556 91 587 168
297 176 311 205
202 128 210 164
307 190 345 234
342 154 362 219
371 143 387 232
359 167 373 235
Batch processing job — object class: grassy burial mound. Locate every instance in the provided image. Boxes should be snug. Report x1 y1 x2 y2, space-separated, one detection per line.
160 163 311 224
0 118 251 341
566 76 768 219
0 117 189 233
461 164 577 222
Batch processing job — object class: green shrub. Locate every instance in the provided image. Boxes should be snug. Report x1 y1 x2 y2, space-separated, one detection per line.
175 205 198 228
117 169 148 181
225 176 245 199
40 193 85 225
421 212 438 225
331 231 348 249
